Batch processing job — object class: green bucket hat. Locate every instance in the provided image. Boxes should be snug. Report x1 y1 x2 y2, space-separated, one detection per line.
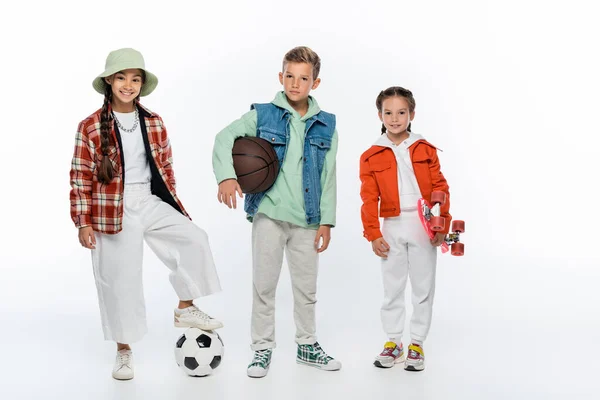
92 48 158 97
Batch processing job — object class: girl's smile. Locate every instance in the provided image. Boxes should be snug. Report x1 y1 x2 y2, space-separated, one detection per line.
104 69 144 112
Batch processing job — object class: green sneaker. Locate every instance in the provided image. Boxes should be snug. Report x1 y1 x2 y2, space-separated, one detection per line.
296 342 342 371
247 349 272 378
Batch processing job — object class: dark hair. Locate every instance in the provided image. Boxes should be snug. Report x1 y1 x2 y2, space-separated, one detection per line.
375 86 416 134
283 46 321 80
97 83 114 184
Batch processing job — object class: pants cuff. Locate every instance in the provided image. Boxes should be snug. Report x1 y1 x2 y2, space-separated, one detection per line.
251 342 276 351
410 337 425 345
296 337 318 345
105 327 148 344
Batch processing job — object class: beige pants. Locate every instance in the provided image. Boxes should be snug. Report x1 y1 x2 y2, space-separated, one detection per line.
91 183 222 344
251 213 319 351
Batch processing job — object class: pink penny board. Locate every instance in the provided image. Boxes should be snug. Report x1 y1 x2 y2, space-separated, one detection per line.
417 198 450 254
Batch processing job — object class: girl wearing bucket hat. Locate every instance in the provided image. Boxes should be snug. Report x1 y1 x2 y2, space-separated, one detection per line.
69 48 223 380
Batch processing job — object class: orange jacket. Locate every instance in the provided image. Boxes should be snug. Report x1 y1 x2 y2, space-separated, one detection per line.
359 139 451 241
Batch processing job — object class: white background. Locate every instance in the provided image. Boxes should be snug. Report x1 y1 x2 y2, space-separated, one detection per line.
1 0 598 398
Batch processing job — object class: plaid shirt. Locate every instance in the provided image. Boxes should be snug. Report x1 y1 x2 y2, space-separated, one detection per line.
70 103 189 234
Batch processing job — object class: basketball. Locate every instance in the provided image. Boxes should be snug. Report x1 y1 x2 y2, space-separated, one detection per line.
232 137 280 194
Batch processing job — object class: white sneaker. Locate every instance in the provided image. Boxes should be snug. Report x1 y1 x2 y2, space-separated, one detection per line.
174 305 223 330
112 350 134 380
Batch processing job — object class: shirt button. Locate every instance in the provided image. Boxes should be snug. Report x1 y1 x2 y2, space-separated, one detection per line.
305 188 309 193
271 137 275 142
304 157 307 161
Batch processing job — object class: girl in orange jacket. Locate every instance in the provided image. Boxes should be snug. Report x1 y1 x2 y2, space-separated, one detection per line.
359 87 451 371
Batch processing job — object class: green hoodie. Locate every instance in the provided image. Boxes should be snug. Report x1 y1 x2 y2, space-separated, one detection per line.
212 92 338 228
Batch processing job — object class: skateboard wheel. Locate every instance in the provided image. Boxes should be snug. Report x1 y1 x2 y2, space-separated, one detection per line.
430 216 445 232
452 220 465 233
451 242 464 256
431 191 446 205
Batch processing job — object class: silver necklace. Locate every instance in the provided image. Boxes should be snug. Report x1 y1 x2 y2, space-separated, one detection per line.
112 107 139 133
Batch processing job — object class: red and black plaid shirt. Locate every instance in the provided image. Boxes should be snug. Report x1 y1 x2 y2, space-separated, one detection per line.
70 103 189 234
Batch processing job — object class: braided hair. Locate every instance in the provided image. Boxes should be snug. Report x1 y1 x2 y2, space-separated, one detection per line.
375 86 416 134
97 83 114 184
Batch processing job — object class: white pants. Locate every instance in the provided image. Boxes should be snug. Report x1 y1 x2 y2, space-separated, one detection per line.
381 209 437 343
91 183 221 344
251 213 319 351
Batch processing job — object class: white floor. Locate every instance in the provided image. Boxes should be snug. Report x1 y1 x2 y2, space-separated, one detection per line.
2 252 598 400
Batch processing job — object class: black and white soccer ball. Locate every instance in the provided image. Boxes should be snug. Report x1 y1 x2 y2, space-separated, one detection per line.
174 328 224 377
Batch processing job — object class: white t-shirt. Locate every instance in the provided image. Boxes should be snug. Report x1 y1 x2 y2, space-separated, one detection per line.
113 111 152 184
374 133 424 211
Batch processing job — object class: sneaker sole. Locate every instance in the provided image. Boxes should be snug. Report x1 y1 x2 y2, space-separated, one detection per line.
112 373 134 380
174 318 223 330
404 363 425 372
296 359 341 371
374 354 406 368
247 369 269 378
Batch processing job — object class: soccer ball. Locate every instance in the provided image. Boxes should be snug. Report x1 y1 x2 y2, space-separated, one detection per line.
174 328 224 377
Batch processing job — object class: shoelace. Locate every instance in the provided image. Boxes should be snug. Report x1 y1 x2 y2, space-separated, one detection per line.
311 343 333 362
187 307 212 321
117 352 131 368
250 350 271 367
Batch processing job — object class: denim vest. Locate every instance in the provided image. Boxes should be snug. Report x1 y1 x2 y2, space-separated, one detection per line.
244 103 336 225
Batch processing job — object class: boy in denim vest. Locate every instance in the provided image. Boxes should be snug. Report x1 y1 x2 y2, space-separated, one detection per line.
212 46 341 378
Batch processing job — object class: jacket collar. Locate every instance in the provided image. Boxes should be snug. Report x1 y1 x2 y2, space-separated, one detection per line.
362 138 436 161
274 104 330 126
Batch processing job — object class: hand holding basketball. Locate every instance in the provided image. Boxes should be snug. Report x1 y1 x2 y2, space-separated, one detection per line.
217 179 243 209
